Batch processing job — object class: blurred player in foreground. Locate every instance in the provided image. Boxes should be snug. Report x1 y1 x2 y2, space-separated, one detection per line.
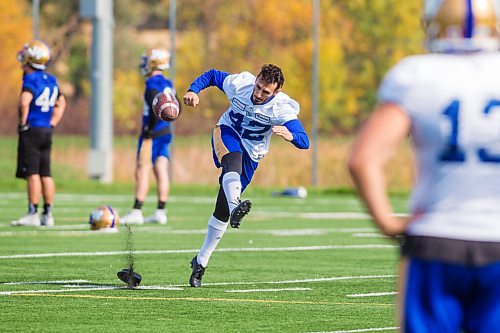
183 64 309 287
121 48 178 226
348 0 500 331
12 40 66 227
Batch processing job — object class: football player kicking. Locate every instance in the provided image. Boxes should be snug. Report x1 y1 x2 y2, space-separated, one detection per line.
183 64 309 287
348 0 500 331
120 48 179 226
12 40 66 227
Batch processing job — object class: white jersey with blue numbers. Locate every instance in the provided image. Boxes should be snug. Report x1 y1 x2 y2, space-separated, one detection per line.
218 72 300 161
378 53 500 242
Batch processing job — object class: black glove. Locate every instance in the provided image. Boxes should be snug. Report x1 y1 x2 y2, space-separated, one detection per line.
142 125 153 139
18 124 30 133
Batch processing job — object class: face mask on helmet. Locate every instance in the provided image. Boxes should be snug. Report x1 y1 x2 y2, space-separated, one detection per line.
17 40 52 70
424 0 500 53
139 48 170 76
89 205 120 232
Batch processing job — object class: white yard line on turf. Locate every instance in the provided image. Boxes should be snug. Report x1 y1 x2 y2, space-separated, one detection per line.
171 274 397 287
0 227 378 237
252 212 407 219
1 194 212 204
251 212 369 219
0 287 122 295
0 275 394 296
225 287 312 293
0 285 183 295
346 292 397 298
2 279 89 285
2 192 362 205
352 233 386 238
2 192 214 204
311 327 399 333
0 244 397 259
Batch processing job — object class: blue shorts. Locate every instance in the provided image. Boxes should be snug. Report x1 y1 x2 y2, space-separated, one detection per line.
211 125 258 192
137 134 172 164
400 257 500 332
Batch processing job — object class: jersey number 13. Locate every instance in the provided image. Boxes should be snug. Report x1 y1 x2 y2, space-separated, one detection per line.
440 99 500 163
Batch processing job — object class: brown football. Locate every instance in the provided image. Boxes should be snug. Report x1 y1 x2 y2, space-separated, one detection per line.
152 91 180 121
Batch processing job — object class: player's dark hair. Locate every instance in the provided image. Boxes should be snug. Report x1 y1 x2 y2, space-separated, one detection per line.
257 64 285 90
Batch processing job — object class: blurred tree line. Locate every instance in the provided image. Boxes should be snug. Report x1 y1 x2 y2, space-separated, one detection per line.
0 0 423 136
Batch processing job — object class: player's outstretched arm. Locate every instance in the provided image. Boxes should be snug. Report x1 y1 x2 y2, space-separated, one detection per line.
273 119 309 149
347 102 410 237
188 69 230 94
184 69 230 108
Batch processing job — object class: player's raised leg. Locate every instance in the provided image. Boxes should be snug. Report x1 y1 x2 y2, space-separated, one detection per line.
213 125 253 227
220 152 252 228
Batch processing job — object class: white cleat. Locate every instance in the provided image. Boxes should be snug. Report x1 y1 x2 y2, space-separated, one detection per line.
120 209 144 225
11 213 41 227
41 212 55 227
144 209 167 225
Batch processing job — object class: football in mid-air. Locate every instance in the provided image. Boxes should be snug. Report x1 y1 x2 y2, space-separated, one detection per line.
152 91 179 121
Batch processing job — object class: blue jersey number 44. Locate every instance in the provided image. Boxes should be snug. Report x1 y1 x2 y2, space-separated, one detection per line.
35 87 59 112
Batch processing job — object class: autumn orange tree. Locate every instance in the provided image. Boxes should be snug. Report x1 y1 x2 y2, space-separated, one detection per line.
1 0 424 135
174 0 423 133
0 0 32 134
323 0 423 131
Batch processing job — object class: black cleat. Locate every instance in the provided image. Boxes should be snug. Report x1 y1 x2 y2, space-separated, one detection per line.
229 199 252 229
189 256 206 287
117 268 142 288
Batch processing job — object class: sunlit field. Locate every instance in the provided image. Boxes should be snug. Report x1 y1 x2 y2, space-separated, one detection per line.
1 188 409 332
1 135 411 332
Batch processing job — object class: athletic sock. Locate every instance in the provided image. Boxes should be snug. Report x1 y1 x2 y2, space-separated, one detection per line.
28 203 38 215
222 171 242 214
197 215 229 267
43 203 53 215
133 199 143 210
157 201 166 209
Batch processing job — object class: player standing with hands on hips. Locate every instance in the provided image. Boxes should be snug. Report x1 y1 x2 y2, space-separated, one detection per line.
183 64 309 287
348 0 500 331
12 40 66 227
121 48 179 226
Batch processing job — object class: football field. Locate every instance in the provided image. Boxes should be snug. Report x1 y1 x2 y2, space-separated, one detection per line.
1 188 407 332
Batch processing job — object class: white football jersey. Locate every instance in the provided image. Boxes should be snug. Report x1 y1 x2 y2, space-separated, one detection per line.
217 72 300 161
378 53 500 242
